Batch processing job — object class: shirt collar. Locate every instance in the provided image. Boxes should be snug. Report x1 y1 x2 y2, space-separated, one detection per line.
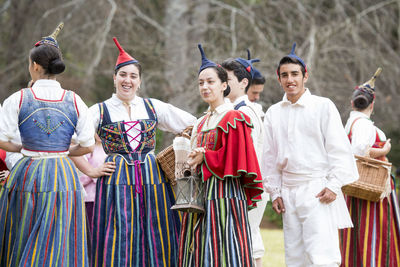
281 88 311 107
232 94 249 106
349 110 370 120
110 93 141 106
32 79 62 90
207 102 233 115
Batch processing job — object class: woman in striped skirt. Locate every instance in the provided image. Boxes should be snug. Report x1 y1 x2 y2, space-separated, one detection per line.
177 44 264 267
0 23 95 266
340 68 400 266
73 37 196 267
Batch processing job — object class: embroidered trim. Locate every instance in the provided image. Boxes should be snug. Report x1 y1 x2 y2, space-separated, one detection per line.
18 107 77 129
30 88 66 102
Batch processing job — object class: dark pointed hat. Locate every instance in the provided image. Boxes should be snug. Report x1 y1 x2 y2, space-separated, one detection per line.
35 22 64 49
113 37 138 71
198 44 217 73
234 49 260 79
284 42 306 70
247 49 262 79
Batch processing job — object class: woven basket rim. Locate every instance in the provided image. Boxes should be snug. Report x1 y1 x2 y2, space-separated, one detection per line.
355 155 392 167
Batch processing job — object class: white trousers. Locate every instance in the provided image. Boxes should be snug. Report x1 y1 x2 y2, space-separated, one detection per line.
281 179 340 267
248 191 268 259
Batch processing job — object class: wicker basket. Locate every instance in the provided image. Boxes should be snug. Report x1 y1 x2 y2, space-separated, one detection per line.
342 155 391 202
156 127 192 186
156 145 176 185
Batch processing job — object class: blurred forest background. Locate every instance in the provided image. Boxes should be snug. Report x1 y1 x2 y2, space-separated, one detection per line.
1 0 400 166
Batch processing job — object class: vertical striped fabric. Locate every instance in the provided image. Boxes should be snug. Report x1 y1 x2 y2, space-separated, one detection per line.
340 176 400 267
0 156 88 266
178 177 254 267
91 154 181 267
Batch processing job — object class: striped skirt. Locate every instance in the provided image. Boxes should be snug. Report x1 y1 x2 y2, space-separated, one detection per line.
178 176 254 267
0 156 88 267
91 154 181 267
340 176 400 266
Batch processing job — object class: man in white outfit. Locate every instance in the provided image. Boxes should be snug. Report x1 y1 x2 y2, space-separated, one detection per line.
262 43 358 267
221 57 268 267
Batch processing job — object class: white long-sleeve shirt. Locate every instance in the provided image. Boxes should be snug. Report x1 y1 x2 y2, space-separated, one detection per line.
262 89 358 201
89 94 197 150
0 79 95 157
232 95 264 163
344 111 386 156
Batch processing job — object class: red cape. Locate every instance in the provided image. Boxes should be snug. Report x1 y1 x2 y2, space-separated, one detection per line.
200 110 264 209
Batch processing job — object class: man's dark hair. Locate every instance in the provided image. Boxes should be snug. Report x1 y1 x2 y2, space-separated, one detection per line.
277 56 306 77
221 58 252 93
252 75 265 85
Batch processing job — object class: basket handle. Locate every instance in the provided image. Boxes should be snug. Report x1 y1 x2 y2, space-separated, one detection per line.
361 162 379 169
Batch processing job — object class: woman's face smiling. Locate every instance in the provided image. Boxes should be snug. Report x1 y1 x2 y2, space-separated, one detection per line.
198 68 226 109
114 64 141 102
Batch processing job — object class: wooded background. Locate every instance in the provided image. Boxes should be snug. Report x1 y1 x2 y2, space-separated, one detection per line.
1 0 400 164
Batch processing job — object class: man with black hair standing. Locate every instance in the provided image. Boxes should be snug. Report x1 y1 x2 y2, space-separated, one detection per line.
221 57 268 267
262 43 358 267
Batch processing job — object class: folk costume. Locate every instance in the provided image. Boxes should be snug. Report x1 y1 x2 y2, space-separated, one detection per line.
90 37 196 267
340 69 400 267
233 51 269 261
0 23 94 266
262 43 358 267
178 44 264 267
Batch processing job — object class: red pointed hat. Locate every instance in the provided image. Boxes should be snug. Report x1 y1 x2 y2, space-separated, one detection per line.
113 37 138 70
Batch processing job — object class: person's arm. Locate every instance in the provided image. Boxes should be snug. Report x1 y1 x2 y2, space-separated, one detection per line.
323 100 359 201
0 141 22 153
261 109 283 204
0 91 22 152
70 155 116 178
151 98 197 134
368 139 391 158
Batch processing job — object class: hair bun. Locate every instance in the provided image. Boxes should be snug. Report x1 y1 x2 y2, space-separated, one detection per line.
353 94 369 110
223 85 231 97
48 58 65 74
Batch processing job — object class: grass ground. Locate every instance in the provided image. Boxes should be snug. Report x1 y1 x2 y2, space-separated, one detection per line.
261 228 285 267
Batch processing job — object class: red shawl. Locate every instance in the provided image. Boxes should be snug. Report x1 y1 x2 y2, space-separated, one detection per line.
200 110 264 209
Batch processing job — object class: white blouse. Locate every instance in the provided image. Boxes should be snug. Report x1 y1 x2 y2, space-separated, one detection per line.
262 89 359 201
89 94 197 152
344 111 386 156
190 102 234 149
0 79 95 156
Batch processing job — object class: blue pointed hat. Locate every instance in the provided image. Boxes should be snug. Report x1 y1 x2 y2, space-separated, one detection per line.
246 49 262 79
285 42 306 70
235 51 260 79
198 44 217 73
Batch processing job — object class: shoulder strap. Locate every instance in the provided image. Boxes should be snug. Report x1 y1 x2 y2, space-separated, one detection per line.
234 100 246 110
97 102 112 136
348 117 362 143
143 98 157 122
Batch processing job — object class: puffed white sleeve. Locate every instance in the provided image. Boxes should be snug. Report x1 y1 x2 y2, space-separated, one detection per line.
261 108 282 202
323 100 359 195
88 104 101 133
74 94 95 147
0 91 21 142
349 119 375 156
151 98 197 134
